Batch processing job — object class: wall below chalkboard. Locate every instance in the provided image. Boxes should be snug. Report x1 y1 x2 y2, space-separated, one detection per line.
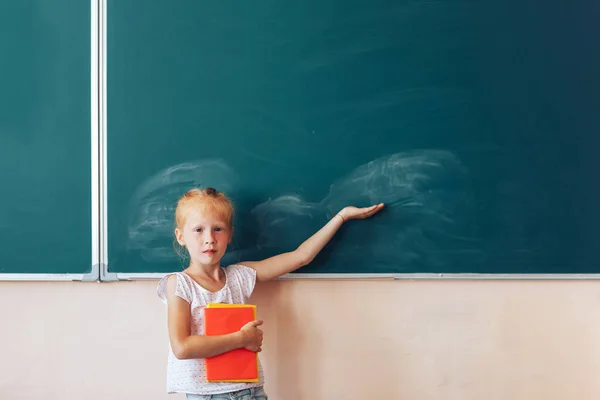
2 279 600 398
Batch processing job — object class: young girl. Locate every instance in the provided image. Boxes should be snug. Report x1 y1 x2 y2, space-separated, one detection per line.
157 187 384 399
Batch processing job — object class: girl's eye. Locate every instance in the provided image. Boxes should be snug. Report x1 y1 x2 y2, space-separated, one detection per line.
195 228 202 233
214 227 223 232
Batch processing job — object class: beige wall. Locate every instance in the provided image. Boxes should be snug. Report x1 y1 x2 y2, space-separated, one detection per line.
1 279 600 399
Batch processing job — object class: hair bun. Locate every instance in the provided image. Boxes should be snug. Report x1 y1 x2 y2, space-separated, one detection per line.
205 187 217 196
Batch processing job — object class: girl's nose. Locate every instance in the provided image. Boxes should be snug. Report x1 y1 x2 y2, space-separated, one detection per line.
204 233 215 244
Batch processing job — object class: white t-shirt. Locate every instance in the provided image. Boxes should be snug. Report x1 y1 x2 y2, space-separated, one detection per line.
156 264 265 395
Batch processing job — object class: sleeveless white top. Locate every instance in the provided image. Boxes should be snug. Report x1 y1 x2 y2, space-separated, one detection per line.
156 264 265 395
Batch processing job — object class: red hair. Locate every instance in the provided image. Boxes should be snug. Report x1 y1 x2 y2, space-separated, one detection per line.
175 187 234 229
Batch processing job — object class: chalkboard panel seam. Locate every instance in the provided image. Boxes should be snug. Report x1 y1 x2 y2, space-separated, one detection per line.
91 0 108 283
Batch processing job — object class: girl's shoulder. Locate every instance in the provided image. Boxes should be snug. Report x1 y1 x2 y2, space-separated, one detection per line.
156 271 194 304
224 263 256 279
223 264 257 302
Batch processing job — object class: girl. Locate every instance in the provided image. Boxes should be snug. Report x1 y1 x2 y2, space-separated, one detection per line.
157 187 384 399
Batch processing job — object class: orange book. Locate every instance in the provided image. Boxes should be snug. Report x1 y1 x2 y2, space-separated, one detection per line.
204 303 259 383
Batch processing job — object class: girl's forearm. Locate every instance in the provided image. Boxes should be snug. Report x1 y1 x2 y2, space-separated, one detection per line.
295 214 345 265
248 214 346 281
248 205 384 281
173 331 244 360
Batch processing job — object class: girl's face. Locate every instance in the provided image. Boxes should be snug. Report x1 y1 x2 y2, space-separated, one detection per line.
174 206 233 268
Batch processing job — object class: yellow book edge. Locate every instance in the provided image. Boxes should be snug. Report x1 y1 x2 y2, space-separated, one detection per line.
205 303 259 383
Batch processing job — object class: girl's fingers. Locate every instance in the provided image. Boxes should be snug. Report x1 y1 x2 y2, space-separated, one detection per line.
363 204 384 217
344 203 384 219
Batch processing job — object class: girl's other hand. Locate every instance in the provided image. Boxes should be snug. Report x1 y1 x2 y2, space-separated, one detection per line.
239 320 264 352
338 203 384 222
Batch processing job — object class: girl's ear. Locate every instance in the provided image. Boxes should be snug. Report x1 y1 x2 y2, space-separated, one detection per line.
175 228 185 246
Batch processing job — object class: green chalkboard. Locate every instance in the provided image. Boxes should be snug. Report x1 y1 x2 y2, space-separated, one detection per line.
107 0 599 276
0 2 91 276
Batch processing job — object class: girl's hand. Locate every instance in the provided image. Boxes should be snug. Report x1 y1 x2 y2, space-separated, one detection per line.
338 203 384 222
239 320 264 352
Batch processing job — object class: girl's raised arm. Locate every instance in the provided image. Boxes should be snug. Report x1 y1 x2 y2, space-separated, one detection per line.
242 203 384 282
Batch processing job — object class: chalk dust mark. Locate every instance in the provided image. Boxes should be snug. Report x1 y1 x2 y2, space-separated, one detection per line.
125 150 482 269
249 150 481 268
126 160 238 262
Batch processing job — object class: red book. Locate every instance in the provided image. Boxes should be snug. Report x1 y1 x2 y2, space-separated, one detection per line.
204 303 259 382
